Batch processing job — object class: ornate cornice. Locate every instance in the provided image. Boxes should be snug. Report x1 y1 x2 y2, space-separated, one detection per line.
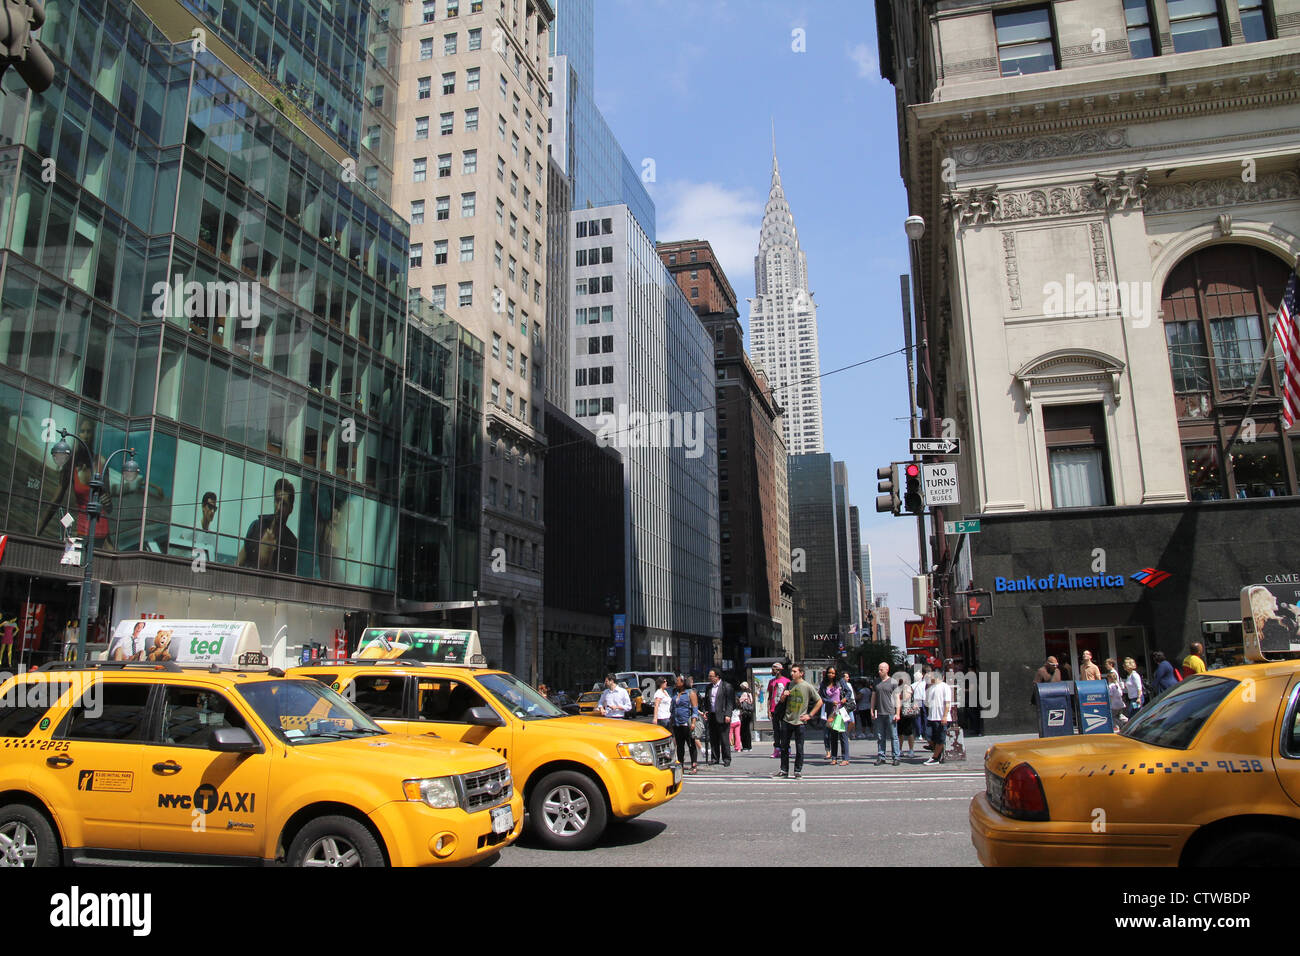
951 128 1129 169
1145 170 1300 213
995 183 1105 221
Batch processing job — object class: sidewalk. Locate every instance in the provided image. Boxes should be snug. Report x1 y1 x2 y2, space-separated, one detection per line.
684 730 1036 776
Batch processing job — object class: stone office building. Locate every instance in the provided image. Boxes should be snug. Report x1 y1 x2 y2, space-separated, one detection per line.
877 0 1300 730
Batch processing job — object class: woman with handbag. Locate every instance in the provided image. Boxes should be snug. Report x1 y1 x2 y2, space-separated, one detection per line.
898 676 920 758
819 667 851 766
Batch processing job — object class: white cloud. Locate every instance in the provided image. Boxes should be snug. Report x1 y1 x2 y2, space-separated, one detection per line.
848 42 879 81
652 180 764 288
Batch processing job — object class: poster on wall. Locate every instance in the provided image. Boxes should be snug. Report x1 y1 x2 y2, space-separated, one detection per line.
1241 584 1300 663
106 619 264 666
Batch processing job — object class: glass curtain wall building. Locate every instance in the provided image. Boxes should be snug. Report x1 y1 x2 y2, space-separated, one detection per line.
548 0 654 238
400 295 483 603
0 0 418 659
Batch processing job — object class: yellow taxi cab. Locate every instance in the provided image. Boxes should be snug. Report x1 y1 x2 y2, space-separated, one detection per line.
288 627 682 850
0 659 523 867
970 658 1300 866
577 690 603 716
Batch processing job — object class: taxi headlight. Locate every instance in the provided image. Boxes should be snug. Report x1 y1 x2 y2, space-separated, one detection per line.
617 741 656 765
402 776 461 809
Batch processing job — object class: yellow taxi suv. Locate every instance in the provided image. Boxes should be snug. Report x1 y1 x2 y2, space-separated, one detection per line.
288 628 681 850
0 660 522 867
970 659 1300 867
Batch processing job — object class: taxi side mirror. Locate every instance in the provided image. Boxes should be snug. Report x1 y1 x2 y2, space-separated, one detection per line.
466 706 505 727
209 727 261 753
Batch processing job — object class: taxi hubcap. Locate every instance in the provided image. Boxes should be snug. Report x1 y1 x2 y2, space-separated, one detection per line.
0 823 37 867
542 785 590 835
303 836 361 867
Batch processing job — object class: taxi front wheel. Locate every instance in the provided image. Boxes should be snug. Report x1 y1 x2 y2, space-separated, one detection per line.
529 770 607 850
0 804 59 867
287 815 386 867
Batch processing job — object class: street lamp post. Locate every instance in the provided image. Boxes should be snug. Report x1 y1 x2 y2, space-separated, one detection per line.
903 215 950 660
50 430 138 660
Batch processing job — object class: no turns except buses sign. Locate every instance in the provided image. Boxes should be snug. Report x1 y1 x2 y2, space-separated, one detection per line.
921 462 959 507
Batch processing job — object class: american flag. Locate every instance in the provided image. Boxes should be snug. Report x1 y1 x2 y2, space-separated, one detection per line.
1279 268 1300 429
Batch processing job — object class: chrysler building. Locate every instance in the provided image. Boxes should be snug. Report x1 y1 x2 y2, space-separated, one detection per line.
748 148 824 455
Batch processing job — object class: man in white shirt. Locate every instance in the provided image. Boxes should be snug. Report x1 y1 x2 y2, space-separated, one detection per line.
924 675 954 765
597 674 631 719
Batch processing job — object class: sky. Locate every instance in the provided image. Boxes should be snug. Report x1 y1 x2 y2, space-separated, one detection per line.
591 0 924 648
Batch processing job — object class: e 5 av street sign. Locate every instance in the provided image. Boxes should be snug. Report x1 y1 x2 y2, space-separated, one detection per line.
944 519 980 534
909 437 960 455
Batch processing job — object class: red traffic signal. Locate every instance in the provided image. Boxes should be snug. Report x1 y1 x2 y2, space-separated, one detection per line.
960 589 992 621
903 462 923 513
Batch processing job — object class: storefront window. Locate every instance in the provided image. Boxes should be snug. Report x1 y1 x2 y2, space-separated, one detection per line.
1229 440 1287 497
1164 246 1296 497
1184 443 1224 500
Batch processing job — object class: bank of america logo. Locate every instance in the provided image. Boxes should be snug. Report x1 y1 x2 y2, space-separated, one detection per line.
1131 568 1171 588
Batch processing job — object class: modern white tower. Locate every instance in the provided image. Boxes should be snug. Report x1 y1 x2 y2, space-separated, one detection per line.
748 147 825 455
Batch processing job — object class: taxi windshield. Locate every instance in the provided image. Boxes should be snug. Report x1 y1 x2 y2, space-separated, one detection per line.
237 679 386 744
478 673 564 720
1121 675 1236 749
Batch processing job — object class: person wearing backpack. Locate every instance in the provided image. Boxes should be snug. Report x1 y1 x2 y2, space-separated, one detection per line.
738 682 755 752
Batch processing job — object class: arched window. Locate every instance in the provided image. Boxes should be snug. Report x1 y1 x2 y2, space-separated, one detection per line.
1161 244 1297 499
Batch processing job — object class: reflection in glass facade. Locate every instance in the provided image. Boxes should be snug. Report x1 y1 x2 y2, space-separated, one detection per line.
0 0 476 623
180 0 371 156
400 296 483 601
549 0 655 238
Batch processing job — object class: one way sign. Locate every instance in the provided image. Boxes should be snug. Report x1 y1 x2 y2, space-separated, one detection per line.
909 437 960 455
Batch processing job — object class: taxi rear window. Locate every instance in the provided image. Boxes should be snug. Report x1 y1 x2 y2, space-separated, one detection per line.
1122 675 1235 749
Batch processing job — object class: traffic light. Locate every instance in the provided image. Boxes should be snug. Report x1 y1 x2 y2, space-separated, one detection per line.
960 589 992 621
0 1 54 94
875 464 900 515
903 461 923 514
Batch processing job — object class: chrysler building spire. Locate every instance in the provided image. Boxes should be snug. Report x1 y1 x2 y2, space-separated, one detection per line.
747 140 824 455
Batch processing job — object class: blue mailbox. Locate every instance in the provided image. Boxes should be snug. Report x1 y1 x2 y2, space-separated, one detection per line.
1074 680 1114 734
1031 682 1075 737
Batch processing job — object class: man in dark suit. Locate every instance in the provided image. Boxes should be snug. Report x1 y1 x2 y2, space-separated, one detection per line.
703 668 735 767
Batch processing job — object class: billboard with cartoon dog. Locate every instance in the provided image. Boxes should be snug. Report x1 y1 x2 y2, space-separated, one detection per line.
106 620 263 667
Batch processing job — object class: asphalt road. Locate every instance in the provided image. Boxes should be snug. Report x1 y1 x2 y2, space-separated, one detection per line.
494 733 1021 866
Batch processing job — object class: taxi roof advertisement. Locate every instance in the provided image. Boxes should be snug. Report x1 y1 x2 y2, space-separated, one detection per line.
356 628 481 663
105 619 261 667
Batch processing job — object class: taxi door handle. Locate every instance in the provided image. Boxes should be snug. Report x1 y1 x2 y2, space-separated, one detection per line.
152 761 182 775
46 754 73 768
